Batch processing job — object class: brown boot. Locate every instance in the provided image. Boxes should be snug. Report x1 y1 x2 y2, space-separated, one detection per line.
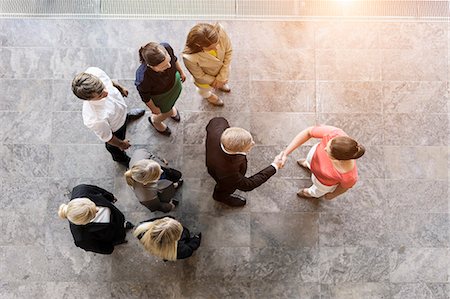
206 93 224 106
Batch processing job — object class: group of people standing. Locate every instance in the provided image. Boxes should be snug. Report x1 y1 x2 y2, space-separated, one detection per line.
58 22 366 262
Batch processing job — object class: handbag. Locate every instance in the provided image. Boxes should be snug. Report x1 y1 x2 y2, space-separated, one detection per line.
157 179 176 203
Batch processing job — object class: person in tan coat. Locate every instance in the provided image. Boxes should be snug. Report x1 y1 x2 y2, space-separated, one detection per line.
182 23 232 106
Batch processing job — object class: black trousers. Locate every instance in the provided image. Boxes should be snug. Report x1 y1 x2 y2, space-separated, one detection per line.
105 121 130 165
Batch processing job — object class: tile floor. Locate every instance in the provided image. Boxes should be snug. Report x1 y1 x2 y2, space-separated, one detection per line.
0 18 448 298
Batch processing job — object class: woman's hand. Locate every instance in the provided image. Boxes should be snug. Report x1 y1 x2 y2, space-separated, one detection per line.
211 79 226 89
180 72 187 83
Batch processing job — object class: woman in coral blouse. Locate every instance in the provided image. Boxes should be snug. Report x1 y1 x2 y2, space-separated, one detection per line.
182 23 232 107
282 125 365 200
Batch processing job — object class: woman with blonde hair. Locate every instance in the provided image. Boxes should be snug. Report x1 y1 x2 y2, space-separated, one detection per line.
135 42 187 136
281 125 365 200
124 149 183 213
58 184 134 254
183 23 232 106
134 216 201 261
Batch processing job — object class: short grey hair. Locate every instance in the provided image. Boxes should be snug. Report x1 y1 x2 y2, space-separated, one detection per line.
72 73 105 100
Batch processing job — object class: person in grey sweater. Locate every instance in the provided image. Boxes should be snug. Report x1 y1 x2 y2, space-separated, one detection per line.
124 149 183 212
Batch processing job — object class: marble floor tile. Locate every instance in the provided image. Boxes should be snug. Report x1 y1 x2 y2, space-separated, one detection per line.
0 48 54 79
249 49 315 81
318 113 384 146
52 79 82 112
44 282 112 299
381 49 447 81
250 80 316 113
51 112 101 144
1 111 52 144
111 281 181 299
49 144 116 179
11 144 49 177
384 146 447 180
319 247 390 284
384 113 448 146
0 79 53 111
251 212 318 248
316 49 381 81
315 22 379 49
251 246 319 283
250 281 320 299
0 282 46 299
242 21 315 50
389 247 449 283
382 81 448 113
385 179 448 213
181 212 251 248
390 283 450 299
387 212 449 247
321 282 391 299
180 278 251 299
250 112 316 146
378 22 447 50
0 245 49 282
318 81 383 113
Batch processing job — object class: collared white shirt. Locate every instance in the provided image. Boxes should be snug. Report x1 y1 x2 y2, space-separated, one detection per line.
220 143 278 171
90 207 111 223
82 67 127 142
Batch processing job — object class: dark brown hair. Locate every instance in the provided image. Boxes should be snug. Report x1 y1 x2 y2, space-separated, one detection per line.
183 23 220 54
330 136 365 160
139 42 168 66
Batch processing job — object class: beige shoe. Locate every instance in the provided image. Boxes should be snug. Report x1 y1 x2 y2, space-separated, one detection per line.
218 84 231 92
206 93 224 106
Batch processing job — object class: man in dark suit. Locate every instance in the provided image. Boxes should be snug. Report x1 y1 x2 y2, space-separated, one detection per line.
206 117 283 206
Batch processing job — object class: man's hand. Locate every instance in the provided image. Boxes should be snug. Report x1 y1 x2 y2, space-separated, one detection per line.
273 151 285 169
119 139 131 151
120 87 129 97
113 81 129 97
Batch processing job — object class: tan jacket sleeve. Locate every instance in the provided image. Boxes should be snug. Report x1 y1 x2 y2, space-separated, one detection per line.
183 55 216 85
216 28 233 82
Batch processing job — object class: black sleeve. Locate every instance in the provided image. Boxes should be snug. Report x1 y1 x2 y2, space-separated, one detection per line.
139 215 176 225
161 42 177 63
234 165 277 192
71 184 115 202
177 227 201 259
75 240 114 255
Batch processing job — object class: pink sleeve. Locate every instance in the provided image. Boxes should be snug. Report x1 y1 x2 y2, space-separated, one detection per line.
310 125 340 138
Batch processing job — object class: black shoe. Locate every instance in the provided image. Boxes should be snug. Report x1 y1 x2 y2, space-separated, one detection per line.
124 221 135 230
195 232 202 241
170 109 181 122
174 179 183 189
214 194 246 207
148 117 171 136
117 156 131 169
126 108 145 121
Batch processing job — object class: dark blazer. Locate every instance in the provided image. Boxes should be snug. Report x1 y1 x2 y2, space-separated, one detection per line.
68 184 126 255
139 216 201 260
205 117 276 195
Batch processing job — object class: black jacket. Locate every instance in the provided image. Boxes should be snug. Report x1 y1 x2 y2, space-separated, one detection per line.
68 184 126 254
205 117 276 194
139 216 201 260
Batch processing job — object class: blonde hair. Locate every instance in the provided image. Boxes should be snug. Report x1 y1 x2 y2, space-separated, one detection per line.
72 73 105 100
125 159 162 187
134 217 183 261
183 23 220 54
221 127 254 153
58 198 97 225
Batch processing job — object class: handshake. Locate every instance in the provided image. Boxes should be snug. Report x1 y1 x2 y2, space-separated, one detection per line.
272 151 288 169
